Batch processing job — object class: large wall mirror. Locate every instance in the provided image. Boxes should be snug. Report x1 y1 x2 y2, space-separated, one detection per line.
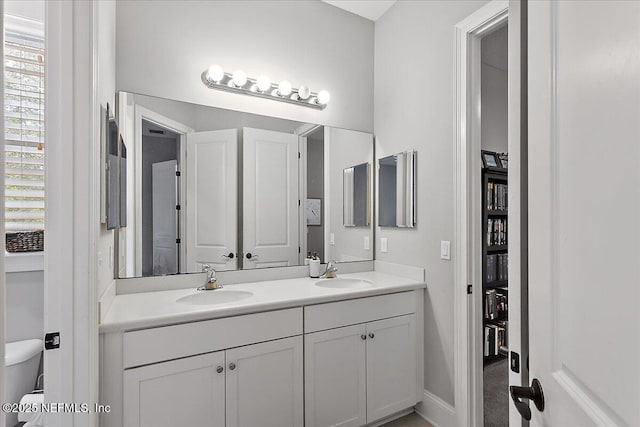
114 92 374 278
378 150 416 228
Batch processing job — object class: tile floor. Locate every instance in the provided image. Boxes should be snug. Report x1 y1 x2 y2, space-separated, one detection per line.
381 412 432 427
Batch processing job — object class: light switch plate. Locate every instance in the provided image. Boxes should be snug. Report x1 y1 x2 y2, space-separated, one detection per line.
364 236 370 250
440 240 451 260
330 233 335 245
381 237 388 253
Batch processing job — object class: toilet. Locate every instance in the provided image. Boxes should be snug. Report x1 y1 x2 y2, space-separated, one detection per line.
5 339 43 427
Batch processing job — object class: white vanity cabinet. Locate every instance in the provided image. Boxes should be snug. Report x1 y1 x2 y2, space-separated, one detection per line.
101 288 424 427
225 336 303 427
123 336 303 427
304 292 421 427
123 351 226 427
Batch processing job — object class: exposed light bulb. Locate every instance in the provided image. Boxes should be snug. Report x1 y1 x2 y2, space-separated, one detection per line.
232 70 248 87
317 90 330 105
278 80 292 97
256 75 271 92
207 64 224 83
297 85 311 100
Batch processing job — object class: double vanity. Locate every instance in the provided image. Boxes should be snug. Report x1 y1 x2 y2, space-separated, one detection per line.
99 267 426 427
99 89 423 426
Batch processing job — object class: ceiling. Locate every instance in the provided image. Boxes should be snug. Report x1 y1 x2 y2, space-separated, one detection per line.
322 0 397 21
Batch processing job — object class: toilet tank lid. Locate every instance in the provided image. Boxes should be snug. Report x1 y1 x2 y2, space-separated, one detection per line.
5 339 43 367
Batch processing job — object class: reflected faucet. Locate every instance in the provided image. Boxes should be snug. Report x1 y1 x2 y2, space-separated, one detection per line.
198 264 223 290
321 260 338 279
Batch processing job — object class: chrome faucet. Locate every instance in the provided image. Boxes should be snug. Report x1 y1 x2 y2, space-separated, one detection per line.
198 264 223 290
321 260 338 279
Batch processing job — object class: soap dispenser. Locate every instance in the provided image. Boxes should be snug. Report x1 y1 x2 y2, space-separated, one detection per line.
309 252 321 278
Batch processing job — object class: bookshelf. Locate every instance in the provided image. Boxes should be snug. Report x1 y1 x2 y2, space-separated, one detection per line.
482 169 508 363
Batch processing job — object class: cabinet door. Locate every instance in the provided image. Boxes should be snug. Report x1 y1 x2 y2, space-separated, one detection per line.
305 324 367 427
123 351 225 427
226 336 303 427
366 314 417 422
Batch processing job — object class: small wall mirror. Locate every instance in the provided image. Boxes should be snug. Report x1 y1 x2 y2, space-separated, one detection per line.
378 150 416 228
343 163 370 227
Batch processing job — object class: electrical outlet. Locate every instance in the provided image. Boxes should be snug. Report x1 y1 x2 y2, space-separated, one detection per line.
330 233 335 245
440 240 451 260
364 236 370 250
381 237 388 253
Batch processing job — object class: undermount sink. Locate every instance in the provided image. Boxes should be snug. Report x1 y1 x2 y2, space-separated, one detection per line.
315 278 374 289
176 290 253 306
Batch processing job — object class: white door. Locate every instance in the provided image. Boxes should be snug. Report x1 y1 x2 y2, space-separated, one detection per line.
225 336 303 427
123 351 226 427
185 129 237 272
366 314 416 422
304 324 367 427
151 160 178 275
526 1 640 425
242 127 299 269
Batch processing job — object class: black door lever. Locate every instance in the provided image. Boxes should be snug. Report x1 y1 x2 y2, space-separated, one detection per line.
510 378 545 420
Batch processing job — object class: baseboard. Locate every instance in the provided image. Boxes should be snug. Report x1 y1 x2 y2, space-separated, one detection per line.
366 408 414 427
415 390 456 427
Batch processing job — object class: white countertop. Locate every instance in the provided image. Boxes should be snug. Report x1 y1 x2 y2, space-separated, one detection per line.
100 271 426 333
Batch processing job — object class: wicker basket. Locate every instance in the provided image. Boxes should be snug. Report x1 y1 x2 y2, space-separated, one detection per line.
6 230 44 253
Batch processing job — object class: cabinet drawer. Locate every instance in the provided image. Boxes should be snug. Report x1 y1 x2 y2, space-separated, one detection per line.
123 308 302 368
304 292 415 333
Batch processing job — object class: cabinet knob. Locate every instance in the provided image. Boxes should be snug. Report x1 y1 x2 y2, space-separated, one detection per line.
361 334 366 340
229 362 236 371
216 366 223 374
369 333 375 339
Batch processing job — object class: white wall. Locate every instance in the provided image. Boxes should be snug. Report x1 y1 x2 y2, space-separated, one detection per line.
116 1 374 133
5 271 44 343
481 25 508 153
374 0 490 407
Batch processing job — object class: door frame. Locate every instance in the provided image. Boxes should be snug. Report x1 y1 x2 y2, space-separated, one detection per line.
131 105 193 276
453 2 509 426
295 123 323 264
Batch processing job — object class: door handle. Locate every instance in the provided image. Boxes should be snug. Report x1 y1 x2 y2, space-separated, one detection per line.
221 252 235 261
245 253 259 260
510 378 544 421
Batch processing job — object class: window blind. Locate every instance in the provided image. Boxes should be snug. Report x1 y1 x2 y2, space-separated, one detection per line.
4 29 45 232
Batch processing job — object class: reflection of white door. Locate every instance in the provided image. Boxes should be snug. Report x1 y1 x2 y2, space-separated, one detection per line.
185 129 237 272
152 160 178 275
243 127 299 269
526 1 640 426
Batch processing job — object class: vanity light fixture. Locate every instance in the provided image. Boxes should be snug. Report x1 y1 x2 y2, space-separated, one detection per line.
201 64 329 110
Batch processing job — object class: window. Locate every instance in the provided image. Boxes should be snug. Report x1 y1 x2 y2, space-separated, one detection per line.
4 21 45 234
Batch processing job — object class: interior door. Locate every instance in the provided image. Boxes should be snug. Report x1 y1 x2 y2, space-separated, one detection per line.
151 160 178 275
242 127 299 269
304 324 367 427
526 1 640 425
123 351 226 427
185 129 237 272
225 336 303 427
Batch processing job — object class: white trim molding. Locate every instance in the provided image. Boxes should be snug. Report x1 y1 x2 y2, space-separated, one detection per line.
5 252 45 273
453 2 508 427
415 390 456 427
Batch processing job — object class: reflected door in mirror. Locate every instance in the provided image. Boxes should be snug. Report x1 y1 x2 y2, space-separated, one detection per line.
243 127 299 269
185 129 238 272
